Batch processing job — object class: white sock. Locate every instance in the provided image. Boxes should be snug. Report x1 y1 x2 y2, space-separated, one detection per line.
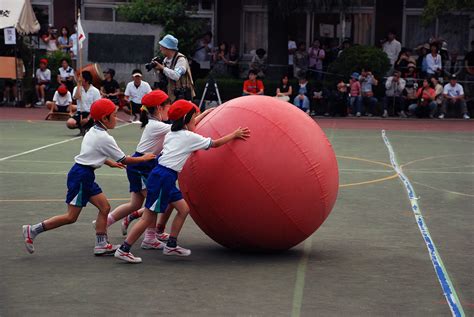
106 214 116 227
144 228 156 242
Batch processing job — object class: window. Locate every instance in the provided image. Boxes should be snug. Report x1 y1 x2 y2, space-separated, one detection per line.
404 14 436 49
31 0 53 33
241 5 268 54
82 0 129 21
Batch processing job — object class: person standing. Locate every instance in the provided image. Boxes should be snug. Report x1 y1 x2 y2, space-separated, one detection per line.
124 69 152 122
382 31 401 72
152 34 195 102
288 36 297 78
308 39 325 81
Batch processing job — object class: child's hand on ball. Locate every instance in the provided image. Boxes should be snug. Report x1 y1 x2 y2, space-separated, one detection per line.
234 127 250 140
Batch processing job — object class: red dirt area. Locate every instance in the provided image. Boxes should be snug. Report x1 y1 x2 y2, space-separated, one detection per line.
1 107 473 132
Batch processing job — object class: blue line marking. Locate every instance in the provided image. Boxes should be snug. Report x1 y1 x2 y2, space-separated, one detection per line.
381 130 464 317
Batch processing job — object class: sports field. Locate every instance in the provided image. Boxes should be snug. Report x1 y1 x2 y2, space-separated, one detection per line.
0 109 473 316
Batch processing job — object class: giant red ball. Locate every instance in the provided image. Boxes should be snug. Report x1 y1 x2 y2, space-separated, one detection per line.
179 96 338 251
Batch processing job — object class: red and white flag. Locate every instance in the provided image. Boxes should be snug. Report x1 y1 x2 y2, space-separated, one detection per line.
77 17 86 49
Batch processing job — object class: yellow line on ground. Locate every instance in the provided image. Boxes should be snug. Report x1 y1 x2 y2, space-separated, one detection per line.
336 155 398 187
340 173 399 187
411 181 474 198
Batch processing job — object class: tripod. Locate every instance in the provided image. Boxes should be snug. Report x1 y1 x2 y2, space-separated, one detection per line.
198 76 222 111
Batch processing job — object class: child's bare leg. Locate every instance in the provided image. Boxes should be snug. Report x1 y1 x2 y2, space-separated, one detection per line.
108 191 145 225
156 205 173 234
124 208 156 246
89 193 111 234
168 199 190 238
42 205 82 230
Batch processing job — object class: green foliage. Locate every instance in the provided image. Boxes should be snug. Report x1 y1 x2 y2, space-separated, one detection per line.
327 45 390 86
117 0 204 57
422 0 474 24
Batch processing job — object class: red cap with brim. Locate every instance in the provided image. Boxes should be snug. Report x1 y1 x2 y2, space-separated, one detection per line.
168 100 200 121
90 98 117 120
57 85 68 95
142 90 169 107
39 58 48 65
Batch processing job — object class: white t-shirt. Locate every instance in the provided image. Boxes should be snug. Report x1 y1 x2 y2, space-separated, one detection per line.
136 119 171 154
159 130 212 172
124 81 152 104
58 66 75 80
73 85 101 112
443 83 464 97
36 68 51 82
383 39 401 66
52 91 72 106
69 33 78 58
288 40 297 65
74 126 126 168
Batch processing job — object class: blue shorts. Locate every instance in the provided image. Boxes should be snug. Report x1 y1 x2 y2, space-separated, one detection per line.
145 164 182 213
126 152 157 193
66 163 102 207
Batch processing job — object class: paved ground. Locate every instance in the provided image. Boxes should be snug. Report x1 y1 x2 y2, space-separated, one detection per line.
0 111 472 316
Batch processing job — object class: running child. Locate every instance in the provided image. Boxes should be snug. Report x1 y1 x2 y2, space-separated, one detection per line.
22 99 156 255
115 100 250 263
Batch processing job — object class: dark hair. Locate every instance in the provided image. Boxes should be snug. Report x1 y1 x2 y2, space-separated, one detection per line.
171 107 197 132
140 106 156 128
218 42 228 54
280 74 289 82
132 68 142 76
60 26 69 37
256 48 266 57
60 58 69 65
248 69 258 76
82 71 93 84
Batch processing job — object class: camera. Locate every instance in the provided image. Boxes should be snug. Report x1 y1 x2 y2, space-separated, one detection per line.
145 56 161 72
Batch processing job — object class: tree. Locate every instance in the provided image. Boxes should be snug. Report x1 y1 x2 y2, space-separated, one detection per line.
117 0 204 57
422 0 474 24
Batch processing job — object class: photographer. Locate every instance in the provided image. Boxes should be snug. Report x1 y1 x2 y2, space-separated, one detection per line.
150 34 195 102
41 25 58 53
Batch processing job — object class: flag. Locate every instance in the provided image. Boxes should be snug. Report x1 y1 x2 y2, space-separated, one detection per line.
77 16 86 49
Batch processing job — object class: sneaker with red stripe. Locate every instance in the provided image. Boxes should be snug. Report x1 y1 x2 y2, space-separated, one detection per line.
156 232 170 242
163 245 191 257
140 239 165 250
22 225 35 254
94 243 119 255
114 248 142 263
121 217 130 236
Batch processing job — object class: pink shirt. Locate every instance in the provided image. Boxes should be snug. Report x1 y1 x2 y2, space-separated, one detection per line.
350 81 361 97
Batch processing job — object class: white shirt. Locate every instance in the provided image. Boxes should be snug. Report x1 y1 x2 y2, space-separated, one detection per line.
36 68 51 82
383 39 401 66
425 54 442 74
136 119 171 154
159 130 212 172
443 83 464 97
75 126 126 168
52 91 72 106
73 85 101 112
124 81 152 104
58 66 75 80
69 33 78 58
288 40 297 65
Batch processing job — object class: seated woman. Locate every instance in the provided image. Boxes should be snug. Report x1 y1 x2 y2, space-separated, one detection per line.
46 85 75 115
275 74 292 102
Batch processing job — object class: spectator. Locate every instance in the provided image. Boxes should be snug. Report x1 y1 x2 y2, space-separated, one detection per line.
192 31 213 79
57 26 71 54
311 81 329 116
439 41 450 66
395 48 416 75
402 63 418 80
464 40 474 104
41 25 58 53
67 71 100 134
408 79 436 118
337 40 351 58
325 39 339 66
426 43 442 77
275 74 292 102
250 48 267 78
46 85 74 115
294 42 309 79
402 79 419 118
382 31 401 71
243 69 264 95
227 43 240 78
69 23 78 66
349 72 362 117
416 43 430 77
383 71 406 118
288 36 297 78
331 81 349 117
35 58 51 106
211 42 229 77
100 68 120 106
293 74 311 113
124 69 152 122
2 80 17 104
430 76 444 113
308 39 325 81
359 69 379 117
439 74 469 119
444 49 462 78
57 58 75 93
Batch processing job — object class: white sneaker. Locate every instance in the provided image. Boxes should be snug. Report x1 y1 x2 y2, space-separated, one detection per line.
141 239 165 250
400 111 407 118
114 248 142 263
382 110 388 118
163 245 191 257
35 100 43 106
438 113 445 119
356 112 361 117
94 243 119 255
463 113 470 120
156 232 170 242
367 113 373 117
22 225 35 254
121 217 130 236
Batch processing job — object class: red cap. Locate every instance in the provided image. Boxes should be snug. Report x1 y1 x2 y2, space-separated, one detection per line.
141 90 169 107
39 58 48 65
90 98 117 120
57 85 68 95
168 100 199 121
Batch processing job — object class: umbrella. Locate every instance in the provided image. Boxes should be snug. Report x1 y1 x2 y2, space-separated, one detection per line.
0 0 40 35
